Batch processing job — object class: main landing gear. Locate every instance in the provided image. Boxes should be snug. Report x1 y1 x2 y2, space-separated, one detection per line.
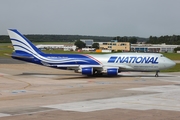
155 71 159 77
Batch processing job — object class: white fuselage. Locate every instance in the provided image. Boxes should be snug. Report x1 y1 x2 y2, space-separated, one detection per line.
90 53 175 72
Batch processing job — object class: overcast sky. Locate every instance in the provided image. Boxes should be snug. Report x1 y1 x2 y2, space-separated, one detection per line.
1 0 180 37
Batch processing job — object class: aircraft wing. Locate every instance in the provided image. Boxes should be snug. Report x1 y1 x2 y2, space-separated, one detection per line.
57 64 103 69
40 63 103 68
54 64 133 71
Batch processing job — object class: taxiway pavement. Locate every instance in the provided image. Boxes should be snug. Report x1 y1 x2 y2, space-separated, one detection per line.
0 58 180 120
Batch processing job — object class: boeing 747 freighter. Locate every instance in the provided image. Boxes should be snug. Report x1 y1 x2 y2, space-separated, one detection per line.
7 29 176 77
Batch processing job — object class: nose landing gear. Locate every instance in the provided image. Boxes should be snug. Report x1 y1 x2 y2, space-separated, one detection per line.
155 71 159 77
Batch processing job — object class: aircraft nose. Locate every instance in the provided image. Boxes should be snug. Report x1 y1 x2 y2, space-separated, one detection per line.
166 60 176 68
171 61 176 67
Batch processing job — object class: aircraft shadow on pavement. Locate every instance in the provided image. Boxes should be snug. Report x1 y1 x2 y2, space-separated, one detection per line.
16 72 81 76
16 72 175 80
119 74 175 77
54 74 176 80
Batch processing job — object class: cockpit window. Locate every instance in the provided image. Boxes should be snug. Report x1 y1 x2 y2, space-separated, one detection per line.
160 55 164 57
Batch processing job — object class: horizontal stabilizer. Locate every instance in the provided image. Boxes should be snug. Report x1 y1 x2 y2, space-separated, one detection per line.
11 55 34 59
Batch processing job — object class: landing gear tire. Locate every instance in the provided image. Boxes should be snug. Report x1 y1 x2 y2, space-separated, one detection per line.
93 70 103 77
155 71 159 77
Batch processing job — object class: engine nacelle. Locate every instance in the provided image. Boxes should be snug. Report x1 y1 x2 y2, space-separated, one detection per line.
82 67 93 75
107 68 118 76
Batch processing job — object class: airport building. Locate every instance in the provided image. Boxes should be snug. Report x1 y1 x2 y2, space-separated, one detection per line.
80 39 94 47
79 39 131 52
131 43 179 53
36 44 76 51
99 41 131 52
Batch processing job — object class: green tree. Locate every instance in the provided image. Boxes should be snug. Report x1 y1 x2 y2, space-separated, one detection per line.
74 40 86 49
113 36 120 41
92 43 99 49
129 37 137 44
174 47 180 53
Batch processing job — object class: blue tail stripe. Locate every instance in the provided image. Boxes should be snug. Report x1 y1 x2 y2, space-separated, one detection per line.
11 39 32 50
9 29 42 54
13 45 37 56
13 45 54 62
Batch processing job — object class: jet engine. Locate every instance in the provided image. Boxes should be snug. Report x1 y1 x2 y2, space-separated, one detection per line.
103 68 119 76
81 67 93 75
76 67 119 76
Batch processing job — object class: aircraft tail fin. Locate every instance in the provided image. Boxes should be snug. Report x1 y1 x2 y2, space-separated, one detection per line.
7 29 43 55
